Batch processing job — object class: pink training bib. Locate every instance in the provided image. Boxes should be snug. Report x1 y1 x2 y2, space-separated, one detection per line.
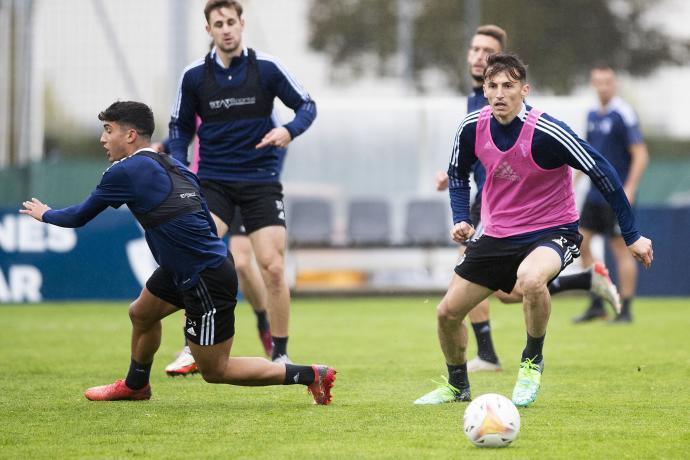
475 106 579 238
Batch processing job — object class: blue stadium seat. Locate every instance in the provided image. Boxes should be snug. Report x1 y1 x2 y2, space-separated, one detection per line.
287 197 334 247
347 198 392 246
404 198 451 246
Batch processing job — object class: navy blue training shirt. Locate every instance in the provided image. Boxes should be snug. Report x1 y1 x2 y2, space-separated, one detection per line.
42 148 228 290
169 47 316 183
466 86 488 195
448 104 641 246
585 96 643 205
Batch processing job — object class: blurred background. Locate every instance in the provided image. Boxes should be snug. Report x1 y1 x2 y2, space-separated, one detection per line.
1 0 689 301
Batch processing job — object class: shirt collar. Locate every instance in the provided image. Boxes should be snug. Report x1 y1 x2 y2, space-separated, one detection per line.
211 46 248 68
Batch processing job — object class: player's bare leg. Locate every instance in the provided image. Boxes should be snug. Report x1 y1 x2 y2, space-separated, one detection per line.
231 235 273 355
573 229 608 322
608 236 637 322
414 275 492 404
511 247 561 406
189 338 336 404
250 225 291 362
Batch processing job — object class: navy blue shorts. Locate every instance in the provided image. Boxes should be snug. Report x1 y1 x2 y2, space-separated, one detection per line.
201 180 286 235
146 260 238 345
454 230 583 293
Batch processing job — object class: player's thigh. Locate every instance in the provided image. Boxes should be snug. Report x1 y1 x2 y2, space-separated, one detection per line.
440 273 493 318
230 234 254 266
249 225 287 265
517 246 563 288
188 337 234 376
211 212 229 238
136 267 184 322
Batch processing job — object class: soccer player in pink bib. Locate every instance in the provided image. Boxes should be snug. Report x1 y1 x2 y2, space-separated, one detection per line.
415 53 653 407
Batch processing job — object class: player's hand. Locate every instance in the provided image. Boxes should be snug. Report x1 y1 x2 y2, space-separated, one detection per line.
628 236 653 268
450 221 475 243
19 198 51 222
435 171 449 191
256 127 292 149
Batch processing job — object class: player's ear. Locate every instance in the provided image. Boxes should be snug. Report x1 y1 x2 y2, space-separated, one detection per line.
521 83 530 98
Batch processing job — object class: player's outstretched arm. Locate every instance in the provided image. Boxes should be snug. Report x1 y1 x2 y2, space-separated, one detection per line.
450 221 475 244
628 236 653 268
20 198 51 222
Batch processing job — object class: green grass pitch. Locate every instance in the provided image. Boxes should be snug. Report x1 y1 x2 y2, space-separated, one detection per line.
1 297 689 458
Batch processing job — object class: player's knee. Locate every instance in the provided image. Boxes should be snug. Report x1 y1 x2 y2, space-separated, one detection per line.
518 275 544 297
198 363 227 384
261 261 284 286
437 301 463 323
233 255 252 276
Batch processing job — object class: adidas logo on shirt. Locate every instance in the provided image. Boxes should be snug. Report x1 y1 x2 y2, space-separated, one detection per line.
186 327 197 337
493 161 520 182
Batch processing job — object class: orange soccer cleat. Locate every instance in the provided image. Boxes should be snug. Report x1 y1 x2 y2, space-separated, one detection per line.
84 379 151 401
307 365 337 405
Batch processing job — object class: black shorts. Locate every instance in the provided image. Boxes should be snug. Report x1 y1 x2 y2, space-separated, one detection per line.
146 260 238 346
228 208 247 236
454 230 583 293
201 180 286 235
579 201 621 237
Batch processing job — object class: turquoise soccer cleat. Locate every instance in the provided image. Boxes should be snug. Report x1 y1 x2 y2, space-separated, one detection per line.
511 358 544 407
414 377 471 405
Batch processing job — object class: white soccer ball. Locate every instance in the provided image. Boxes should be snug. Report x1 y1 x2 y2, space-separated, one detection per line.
463 393 520 447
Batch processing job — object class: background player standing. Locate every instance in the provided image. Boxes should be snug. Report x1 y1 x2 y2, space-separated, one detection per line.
168 0 317 363
573 64 649 324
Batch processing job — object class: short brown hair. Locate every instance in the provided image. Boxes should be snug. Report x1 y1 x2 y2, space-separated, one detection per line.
475 25 507 51
484 53 527 83
204 0 243 23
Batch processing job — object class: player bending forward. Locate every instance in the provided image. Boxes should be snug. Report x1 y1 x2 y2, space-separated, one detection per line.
20 101 335 404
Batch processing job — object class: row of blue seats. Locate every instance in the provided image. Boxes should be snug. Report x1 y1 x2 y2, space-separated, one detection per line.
286 197 452 247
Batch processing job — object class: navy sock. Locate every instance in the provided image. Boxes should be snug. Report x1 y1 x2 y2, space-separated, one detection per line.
255 310 270 332
548 271 591 295
271 336 288 360
620 298 632 316
521 333 545 363
447 363 469 391
471 321 499 363
283 364 315 385
125 359 152 390
588 295 604 312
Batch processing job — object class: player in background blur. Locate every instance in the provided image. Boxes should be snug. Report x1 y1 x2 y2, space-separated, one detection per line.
435 25 620 373
573 65 649 324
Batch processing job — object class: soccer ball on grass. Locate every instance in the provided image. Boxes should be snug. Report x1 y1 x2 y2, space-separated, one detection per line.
463 393 520 447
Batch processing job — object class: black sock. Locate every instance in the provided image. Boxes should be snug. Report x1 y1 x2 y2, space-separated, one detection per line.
447 363 469 390
548 271 591 295
255 310 270 332
125 359 152 390
271 336 288 360
620 298 632 316
283 364 315 385
521 333 545 363
588 295 604 312
471 321 499 363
